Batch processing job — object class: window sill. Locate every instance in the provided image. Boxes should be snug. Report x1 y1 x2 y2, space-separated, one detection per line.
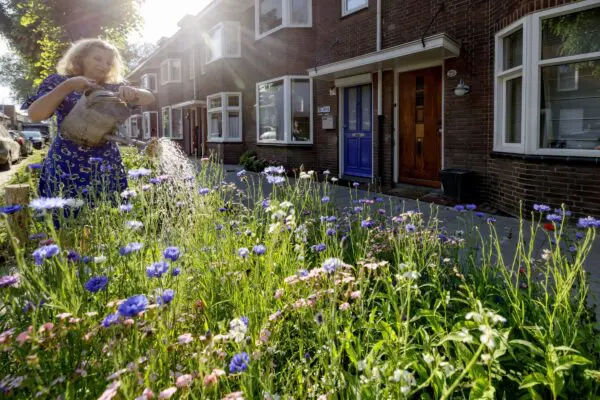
205 56 242 65
208 139 243 144
255 24 312 41
341 5 368 18
161 80 181 85
490 151 600 165
257 141 313 146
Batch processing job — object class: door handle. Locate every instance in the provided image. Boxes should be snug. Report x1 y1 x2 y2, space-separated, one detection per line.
352 133 365 138
416 138 423 156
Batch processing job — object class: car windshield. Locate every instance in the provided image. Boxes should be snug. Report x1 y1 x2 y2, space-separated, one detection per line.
23 131 42 139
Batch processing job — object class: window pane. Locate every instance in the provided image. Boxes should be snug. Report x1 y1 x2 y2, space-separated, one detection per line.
227 111 240 139
361 85 371 131
209 112 222 138
503 29 522 70
259 0 282 34
227 95 240 107
208 26 222 61
291 79 310 142
162 108 170 137
542 7 600 60
347 87 357 131
290 0 308 24
540 60 600 150
345 0 367 12
142 114 149 135
209 96 222 109
171 108 182 138
224 23 239 56
149 75 156 91
170 60 181 81
259 80 284 141
505 77 522 144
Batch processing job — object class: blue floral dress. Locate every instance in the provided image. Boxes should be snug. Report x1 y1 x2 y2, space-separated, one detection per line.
22 74 128 202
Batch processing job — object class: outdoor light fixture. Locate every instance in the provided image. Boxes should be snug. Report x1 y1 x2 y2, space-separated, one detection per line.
454 79 471 96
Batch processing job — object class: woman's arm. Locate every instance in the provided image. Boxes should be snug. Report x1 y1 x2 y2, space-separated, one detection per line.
119 86 155 106
27 76 96 122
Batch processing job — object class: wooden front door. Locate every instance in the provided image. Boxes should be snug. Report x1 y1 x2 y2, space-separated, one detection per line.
398 67 442 187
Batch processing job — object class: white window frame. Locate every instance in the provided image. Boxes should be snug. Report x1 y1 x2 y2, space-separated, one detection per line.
128 114 141 138
255 0 312 40
205 22 241 64
142 111 158 139
140 73 157 93
256 75 313 145
342 0 368 17
161 106 171 138
494 0 600 157
160 59 182 85
170 107 184 140
207 92 243 143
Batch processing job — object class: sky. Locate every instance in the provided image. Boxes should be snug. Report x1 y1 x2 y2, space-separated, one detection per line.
0 0 212 105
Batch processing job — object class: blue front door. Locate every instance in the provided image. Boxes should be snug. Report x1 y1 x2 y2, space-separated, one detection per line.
343 84 372 177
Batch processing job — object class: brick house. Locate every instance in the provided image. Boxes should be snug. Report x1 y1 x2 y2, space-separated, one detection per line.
127 0 600 217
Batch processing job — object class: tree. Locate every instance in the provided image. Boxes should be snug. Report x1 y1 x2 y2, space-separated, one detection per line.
0 0 144 89
0 53 35 103
120 41 157 73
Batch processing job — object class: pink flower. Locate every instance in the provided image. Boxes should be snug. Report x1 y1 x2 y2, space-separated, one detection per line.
350 291 361 300
203 374 218 387
339 302 350 311
135 388 154 400
212 368 226 377
259 328 271 343
268 310 282 322
16 327 32 346
274 289 284 299
39 322 54 334
158 387 177 399
177 333 193 345
0 328 15 344
176 374 193 388
222 391 244 400
56 313 72 321
98 381 121 400
123 318 135 326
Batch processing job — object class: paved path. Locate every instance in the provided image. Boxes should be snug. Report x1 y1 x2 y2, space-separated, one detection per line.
215 163 600 322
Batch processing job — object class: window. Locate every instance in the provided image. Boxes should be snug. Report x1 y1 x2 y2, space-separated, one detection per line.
142 111 158 139
205 22 241 64
256 0 311 39
162 106 171 137
207 92 242 142
494 1 600 155
171 108 183 139
140 73 157 92
128 115 141 138
257 76 312 144
160 59 182 85
342 0 368 16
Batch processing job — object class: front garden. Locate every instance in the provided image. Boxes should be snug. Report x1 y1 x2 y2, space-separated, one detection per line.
0 149 599 399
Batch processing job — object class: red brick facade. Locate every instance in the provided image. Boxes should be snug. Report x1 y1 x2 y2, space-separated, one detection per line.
128 0 600 217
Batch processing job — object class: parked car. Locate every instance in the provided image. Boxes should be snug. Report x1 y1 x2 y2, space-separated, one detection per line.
22 130 44 149
22 123 51 144
9 130 33 157
0 125 21 170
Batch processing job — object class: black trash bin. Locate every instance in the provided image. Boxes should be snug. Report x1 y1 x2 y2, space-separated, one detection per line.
440 169 476 203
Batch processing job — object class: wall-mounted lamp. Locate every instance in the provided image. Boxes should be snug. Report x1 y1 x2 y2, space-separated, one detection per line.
454 79 471 97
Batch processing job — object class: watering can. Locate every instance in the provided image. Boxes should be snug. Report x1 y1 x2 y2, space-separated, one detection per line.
60 88 149 150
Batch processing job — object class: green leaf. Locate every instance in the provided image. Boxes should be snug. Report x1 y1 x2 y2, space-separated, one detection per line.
470 378 496 400
554 355 591 373
509 339 544 357
519 372 548 389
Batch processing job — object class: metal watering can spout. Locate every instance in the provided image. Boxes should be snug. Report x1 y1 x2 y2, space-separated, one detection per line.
61 88 147 149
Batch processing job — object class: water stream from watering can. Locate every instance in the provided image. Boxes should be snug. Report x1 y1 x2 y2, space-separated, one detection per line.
149 138 197 181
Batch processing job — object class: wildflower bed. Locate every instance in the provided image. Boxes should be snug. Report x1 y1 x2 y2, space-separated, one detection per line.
0 153 599 399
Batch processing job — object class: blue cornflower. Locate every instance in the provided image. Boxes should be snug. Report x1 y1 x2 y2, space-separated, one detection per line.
84 276 108 293
158 289 174 305
219 207 228 212
199 187 210 195
149 177 162 184
240 316 249 327
326 228 336 236
88 157 103 164
375 197 384 202
263 166 285 175
322 257 343 274
569 245 577 253
99 164 113 173
0 275 18 289
127 168 151 178
475 212 485 218
262 199 270 208
83 256 93 264
216 224 223 230
405 223 416 233
533 204 551 212
361 219 375 228
321 196 330 203
327 216 337 222
253 245 266 255
67 250 81 263
354 207 363 214
229 352 250 374
352 182 360 187
378 208 386 215
311 243 327 252
172 267 181 276
454 205 465 212
578 217 600 229
163 246 181 262
238 247 250 258
119 204 133 212
438 233 448 243
119 242 143 256
466 204 477 211
298 269 309 277
118 294 148 317
487 217 497 224
237 169 247 177
146 261 169 278
102 313 119 328
546 214 562 223
27 163 42 170
32 244 60 265
0 205 22 214
576 232 584 240
266 175 285 185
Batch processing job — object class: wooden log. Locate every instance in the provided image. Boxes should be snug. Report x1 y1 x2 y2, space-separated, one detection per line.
4 184 30 246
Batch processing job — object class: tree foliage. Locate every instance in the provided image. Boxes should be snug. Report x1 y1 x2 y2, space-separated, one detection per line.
0 0 144 95
0 53 35 102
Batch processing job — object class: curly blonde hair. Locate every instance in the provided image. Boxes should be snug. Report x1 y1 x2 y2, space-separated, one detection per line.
56 38 124 84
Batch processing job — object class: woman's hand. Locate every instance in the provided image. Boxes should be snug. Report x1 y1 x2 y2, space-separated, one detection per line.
118 86 139 103
65 76 98 92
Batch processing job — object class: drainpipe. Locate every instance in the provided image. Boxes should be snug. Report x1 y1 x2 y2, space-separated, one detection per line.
376 0 384 184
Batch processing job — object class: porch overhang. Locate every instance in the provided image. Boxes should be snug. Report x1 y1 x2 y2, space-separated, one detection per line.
170 100 206 109
308 33 460 80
